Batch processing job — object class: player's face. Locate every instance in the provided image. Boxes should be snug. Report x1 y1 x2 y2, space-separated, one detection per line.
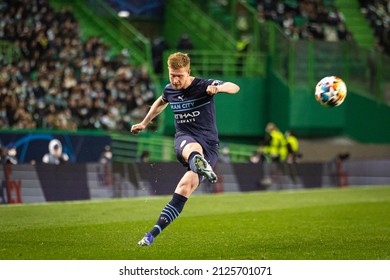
169 67 190 90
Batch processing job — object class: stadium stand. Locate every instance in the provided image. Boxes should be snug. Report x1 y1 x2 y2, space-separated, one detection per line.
253 0 353 41
0 0 155 131
359 0 390 54
195 0 353 42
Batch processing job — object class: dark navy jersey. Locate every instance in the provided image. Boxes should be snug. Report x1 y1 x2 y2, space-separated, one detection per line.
162 77 225 144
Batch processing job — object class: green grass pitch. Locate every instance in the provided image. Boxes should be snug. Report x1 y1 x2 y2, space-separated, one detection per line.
0 186 389 260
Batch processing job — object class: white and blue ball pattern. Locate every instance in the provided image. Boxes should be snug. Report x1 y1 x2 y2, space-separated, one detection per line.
315 76 347 108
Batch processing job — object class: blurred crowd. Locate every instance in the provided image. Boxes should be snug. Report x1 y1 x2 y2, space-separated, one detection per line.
204 0 353 57
206 0 352 42
360 0 390 54
0 0 155 131
1 0 389 133
254 0 352 41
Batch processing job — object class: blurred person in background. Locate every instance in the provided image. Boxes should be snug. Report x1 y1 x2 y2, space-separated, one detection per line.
263 122 285 162
1 143 18 204
219 145 231 164
284 130 301 184
285 130 300 164
100 145 113 164
98 145 113 188
3 143 18 165
259 122 285 187
138 150 150 163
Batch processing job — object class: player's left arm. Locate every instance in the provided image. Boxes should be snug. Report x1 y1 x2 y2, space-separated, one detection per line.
206 82 240 95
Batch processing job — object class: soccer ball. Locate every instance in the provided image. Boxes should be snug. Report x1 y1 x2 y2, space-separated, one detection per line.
315 76 347 108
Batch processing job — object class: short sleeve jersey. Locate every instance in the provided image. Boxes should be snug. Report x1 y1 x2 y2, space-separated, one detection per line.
162 77 225 143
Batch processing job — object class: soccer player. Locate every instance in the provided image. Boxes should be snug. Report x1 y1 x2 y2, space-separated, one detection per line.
131 52 240 246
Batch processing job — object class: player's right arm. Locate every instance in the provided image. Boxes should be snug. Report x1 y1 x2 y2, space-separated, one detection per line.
130 96 168 134
206 81 240 95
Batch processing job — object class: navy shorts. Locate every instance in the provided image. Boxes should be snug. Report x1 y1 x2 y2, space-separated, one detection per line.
174 133 219 169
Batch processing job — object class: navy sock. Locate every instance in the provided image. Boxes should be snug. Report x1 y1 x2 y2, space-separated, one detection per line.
150 193 188 238
188 151 201 173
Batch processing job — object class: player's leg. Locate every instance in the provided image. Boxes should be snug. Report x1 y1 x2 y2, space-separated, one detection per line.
182 142 218 184
137 171 198 246
137 137 218 246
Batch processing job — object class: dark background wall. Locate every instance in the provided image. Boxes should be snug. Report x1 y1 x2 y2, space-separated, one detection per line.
0 132 111 164
2 160 389 204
